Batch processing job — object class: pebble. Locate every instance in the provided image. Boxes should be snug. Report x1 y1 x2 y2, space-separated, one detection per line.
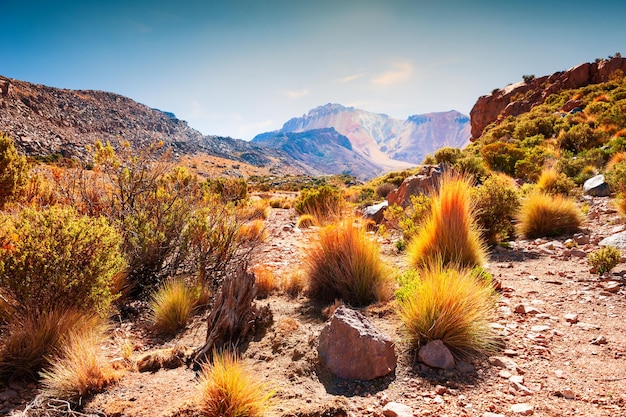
382 402 413 417
514 304 541 315
559 388 576 399
564 313 579 324
554 369 566 379
604 281 620 293
511 402 534 415
530 325 550 332
590 335 607 345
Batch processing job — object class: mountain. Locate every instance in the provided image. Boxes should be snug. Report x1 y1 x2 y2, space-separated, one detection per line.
0 76 313 177
253 103 471 179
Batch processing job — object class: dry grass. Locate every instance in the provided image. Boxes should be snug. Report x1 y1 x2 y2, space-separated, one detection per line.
296 213 318 229
397 265 498 360
607 152 626 171
0 309 102 380
516 192 583 238
279 270 306 298
305 218 392 306
41 322 118 401
618 194 626 217
197 351 274 417
536 168 576 196
237 219 268 244
252 265 278 299
149 279 196 336
407 174 486 269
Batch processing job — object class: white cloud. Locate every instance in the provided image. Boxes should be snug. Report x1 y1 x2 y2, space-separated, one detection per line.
338 73 363 83
283 89 310 99
370 61 414 86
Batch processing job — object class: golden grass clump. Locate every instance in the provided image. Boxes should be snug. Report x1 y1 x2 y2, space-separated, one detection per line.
237 219 267 244
279 270 306 298
397 265 498 359
296 213 318 229
606 151 626 171
305 218 392 306
41 323 117 401
536 168 577 196
407 174 486 269
149 279 197 336
197 351 274 417
252 265 278 299
516 192 583 239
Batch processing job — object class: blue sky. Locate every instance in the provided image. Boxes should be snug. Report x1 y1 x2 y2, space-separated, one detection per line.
3 1 626 139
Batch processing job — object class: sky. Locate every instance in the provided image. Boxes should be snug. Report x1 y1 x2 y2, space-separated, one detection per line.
3 1 626 140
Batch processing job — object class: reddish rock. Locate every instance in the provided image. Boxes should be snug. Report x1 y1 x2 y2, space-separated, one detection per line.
318 306 396 380
386 164 444 208
418 339 455 370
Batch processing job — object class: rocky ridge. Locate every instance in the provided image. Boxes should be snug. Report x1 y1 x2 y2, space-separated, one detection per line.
470 56 626 140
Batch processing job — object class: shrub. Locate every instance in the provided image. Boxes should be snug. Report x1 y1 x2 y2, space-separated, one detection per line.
279 271 306 298
589 246 621 275
0 309 101 380
397 265 498 359
294 185 343 220
407 174 486 269
268 197 285 208
237 219 267 245
0 133 29 209
536 168 577 196
197 351 274 417
41 321 116 402
480 142 526 177
453 154 489 180
375 182 396 199
305 218 392 306
0 206 126 315
516 192 583 238
149 279 197 336
206 177 249 204
252 265 277 299
558 123 605 153
296 214 318 229
384 195 432 241
240 199 269 221
606 159 626 195
472 173 521 244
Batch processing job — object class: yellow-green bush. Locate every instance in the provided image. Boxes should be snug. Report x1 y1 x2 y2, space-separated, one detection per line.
296 214 318 229
588 246 621 275
536 168 577 196
294 185 343 220
383 194 431 241
0 133 29 209
472 173 520 244
149 279 197 336
397 265 498 359
0 206 126 315
516 192 583 238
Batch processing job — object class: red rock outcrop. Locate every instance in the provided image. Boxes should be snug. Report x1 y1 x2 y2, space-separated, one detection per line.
470 56 626 140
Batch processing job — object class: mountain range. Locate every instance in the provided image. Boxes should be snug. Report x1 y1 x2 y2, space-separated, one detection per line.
0 76 471 180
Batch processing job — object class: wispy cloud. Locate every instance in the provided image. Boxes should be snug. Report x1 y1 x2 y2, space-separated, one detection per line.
283 89 310 99
339 73 364 83
370 61 414 86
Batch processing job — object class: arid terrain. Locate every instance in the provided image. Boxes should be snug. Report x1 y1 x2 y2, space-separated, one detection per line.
2 193 625 417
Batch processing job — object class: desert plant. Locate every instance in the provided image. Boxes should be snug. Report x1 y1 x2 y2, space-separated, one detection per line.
197 350 274 417
0 206 125 316
40 321 116 402
397 265 498 359
294 185 343 220
279 271 306 298
536 168 577 196
434 147 462 165
383 194 432 241
407 174 486 269
252 265 277 299
305 218 392 306
588 246 622 275
375 182 396 199
205 177 249 204
296 213 318 229
516 192 583 238
0 133 29 209
237 219 267 245
471 173 521 244
149 279 197 336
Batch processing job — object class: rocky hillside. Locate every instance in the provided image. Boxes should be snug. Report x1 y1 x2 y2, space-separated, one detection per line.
0 76 311 177
470 56 626 140
253 104 471 178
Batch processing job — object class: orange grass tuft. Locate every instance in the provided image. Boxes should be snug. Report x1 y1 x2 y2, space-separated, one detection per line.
149 279 196 336
252 265 278 299
305 218 392 306
407 174 486 269
397 265 498 359
606 152 626 171
197 351 274 417
296 214 318 229
516 192 583 238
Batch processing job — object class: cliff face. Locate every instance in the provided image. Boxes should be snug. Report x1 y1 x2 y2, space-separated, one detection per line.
470 56 626 140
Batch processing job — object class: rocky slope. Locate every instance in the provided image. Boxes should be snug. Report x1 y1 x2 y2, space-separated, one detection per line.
0 76 312 177
470 56 626 140
253 104 471 178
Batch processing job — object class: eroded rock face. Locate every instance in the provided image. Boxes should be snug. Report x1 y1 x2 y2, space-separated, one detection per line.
387 164 444 208
318 306 396 380
470 57 626 140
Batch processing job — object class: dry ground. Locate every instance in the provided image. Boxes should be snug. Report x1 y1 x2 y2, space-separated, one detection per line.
4 196 626 417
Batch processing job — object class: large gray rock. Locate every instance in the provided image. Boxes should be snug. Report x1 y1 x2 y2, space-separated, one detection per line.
599 230 626 251
362 200 388 224
583 174 611 197
318 306 396 380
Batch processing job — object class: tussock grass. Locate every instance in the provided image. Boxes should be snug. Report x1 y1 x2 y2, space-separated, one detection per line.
607 151 626 171
149 279 196 336
536 168 577 196
0 309 101 380
279 271 306 298
41 322 117 401
397 265 498 359
252 265 278 299
305 218 392 306
296 214 318 229
516 192 583 238
197 351 274 417
237 219 267 245
408 174 486 269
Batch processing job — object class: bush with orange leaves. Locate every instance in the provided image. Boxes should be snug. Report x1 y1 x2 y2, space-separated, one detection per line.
408 174 486 269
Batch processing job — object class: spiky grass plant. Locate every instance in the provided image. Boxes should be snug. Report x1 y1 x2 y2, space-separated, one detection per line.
197 351 274 417
252 265 277 299
0 309 101 380
149 279 196 336
279 271 306 298
305 218 392 306
407 174 486 269
516 192 583 239
41 322 117 401
397 265 498 359
237 219 267 245
296 214 318 229
536 168 577 196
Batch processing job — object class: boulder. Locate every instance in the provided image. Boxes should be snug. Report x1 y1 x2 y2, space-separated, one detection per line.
583 174 611 197
362 200 388 224
599 230 626 251
418 339 455 370
387 165 444 208
318 306 396 380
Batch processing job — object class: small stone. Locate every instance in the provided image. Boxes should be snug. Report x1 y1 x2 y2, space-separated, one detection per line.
559 388 576 399
511 402 534 415
514 304 541 315
382 401 413 417
576 322 600 331
604 281 620 293
456 361 476 374
509 375 524 384
530 325 550 332
503 349 519 357
554 370 566 379
499 369 512 379
489 356 520 373
564 313 579 324
434 385 447 395
590 335 607 345
418 340 455 370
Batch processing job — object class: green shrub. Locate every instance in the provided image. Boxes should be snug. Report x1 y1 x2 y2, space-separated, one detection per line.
0 133 29 209
472 173 521 244
480 142 526 176
0 206 125 315
294 185 343 220
453 154 489 180
606 159 626 194
536 168 578 196
589 246 621 275
434 147 462 165
205 177 249 204
383 195 432 241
